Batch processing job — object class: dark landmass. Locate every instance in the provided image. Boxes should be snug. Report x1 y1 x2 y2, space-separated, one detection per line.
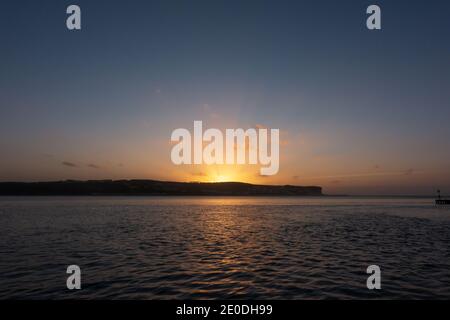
0 180 322 196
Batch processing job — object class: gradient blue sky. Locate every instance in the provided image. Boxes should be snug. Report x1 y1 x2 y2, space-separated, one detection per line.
1 0 450 195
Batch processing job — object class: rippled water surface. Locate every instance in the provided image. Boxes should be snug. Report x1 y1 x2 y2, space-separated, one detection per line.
0 196 449 299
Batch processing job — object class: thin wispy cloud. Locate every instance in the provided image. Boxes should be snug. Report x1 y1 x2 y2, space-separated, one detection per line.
62 161 77 168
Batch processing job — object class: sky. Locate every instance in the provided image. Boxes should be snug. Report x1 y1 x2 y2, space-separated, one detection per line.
1 0 450 195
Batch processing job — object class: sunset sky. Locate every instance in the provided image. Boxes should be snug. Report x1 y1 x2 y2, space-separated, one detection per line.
1 0 450 195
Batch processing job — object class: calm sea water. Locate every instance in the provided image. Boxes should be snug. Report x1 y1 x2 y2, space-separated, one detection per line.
0 196 449 299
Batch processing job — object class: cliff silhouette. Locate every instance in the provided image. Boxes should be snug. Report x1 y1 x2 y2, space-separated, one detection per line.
0 180 322 196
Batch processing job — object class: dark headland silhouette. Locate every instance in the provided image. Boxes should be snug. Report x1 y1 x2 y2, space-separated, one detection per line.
0 180 322 196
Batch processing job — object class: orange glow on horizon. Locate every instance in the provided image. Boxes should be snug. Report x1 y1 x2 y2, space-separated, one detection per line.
174 164 261 184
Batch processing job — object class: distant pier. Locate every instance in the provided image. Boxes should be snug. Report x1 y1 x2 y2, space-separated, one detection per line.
435 189 450 205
